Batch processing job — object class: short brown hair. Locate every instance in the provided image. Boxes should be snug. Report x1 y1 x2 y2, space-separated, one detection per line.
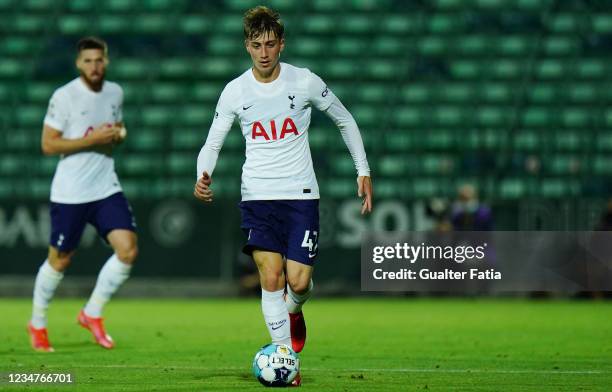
76 36 108 56
243 6 284 41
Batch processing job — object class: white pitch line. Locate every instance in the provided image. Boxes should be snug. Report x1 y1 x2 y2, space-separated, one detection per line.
40 364 606 375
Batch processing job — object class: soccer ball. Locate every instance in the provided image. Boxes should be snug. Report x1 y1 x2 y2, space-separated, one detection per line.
252 343 300 387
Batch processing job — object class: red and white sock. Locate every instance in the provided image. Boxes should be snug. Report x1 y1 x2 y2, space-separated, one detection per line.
286 279 313 314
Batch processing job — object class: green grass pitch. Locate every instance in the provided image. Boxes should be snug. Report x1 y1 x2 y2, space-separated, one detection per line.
1 298 610 391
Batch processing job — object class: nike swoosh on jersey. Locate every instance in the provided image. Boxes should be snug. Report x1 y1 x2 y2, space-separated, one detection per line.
243 105 253 110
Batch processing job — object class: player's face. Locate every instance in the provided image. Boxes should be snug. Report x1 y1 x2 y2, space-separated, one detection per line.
76 49 107 88
246 31 284 78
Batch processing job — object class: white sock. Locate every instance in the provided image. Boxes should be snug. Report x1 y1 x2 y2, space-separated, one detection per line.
286 279 314 314
261 288 291 346
84 254 132 318
31 260 64 329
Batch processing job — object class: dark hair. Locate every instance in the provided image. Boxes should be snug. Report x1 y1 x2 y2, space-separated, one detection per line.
243 6 284 41
76 36 108 56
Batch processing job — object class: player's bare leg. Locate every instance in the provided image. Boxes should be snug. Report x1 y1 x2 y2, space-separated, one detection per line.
253 250 292 347
29 247 74 352
285 260 313 354
80 229 137 349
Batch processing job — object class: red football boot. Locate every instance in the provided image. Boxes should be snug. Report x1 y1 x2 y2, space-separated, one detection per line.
27 322 54 352
289 372 302 387
289 311 306 353
77 310 114 349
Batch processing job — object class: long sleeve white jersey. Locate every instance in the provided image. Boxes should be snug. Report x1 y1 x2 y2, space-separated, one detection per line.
197 62 370 201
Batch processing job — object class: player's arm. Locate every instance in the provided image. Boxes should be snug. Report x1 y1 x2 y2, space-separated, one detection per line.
41 123 119 156
194 88 236 203
323 98 373 214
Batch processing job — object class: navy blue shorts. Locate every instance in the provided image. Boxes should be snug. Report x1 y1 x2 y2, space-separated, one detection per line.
239 200 319 266
50 192 136 252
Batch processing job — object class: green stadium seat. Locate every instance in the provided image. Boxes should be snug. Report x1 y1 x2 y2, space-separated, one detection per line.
167 152 193 174
58 15 91 35
527 84 556 103
25 83 54 103
513 130 540 150
392 109 421 128
24 0 56 12
98 15 132 34
542 36 577 56
356 84 389 103
596 132 612 151
16 106 45 127
422 129 454 150
301 15 335 34
432 106 465 127
113 59 149 79
339 15 374 34
378 156 412 176
422 154 456 175
489 60 523 79
548 155 582 176
521 108 553 128
480 83 512 103
546 14 577 33
439 83 474 103
535 60 565 79
475 106 512 127
150 83 186 103
574 60 605 79
141 107 174 126
118 154 164 175
159 59 191 78
214 153 243 174
125 128 165 150
0 155 21 174
197 58 241 78
418 36 446 56
371 37 405 55
428 14 459 34
101 0 136 12
171 128 204 149
399 84 431 103
554 131 585 151
593 15 612 33
7 13 48 34
450 60 480 79
381 15 418 34
455 35 488 55
561 108 590 128
351 105 380 127
208 35 244 55
179 105 209 126
565 83 596 103
0 59 22 78
178 15 212 34
224 129 243 149
66 0 96 12
498 178 526 199
308 128 328 149
498 36 533 56
191 83 223 103
333 37 362 56
133 14 171 33
0 37 37 56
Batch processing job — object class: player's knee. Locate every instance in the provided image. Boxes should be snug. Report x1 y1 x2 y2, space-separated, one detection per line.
48 252 73 272
259 268 284 291
116 245 138 264
287 276 310 294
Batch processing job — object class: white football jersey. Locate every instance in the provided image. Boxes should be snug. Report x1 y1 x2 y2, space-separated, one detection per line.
44 77 123 204
205 63 341 201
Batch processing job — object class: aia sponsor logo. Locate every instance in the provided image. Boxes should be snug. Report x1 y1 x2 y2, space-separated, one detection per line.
252 117 299 140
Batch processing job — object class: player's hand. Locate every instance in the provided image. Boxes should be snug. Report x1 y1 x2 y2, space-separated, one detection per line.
194 171 214 202
357 175 373 215
88 123 119 146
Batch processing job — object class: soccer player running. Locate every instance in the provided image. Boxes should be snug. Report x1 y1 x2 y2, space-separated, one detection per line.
28 37 138 352
194 6 372 385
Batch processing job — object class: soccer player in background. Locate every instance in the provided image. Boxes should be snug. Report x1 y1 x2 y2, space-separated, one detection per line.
27 37 137 352
193 6 373 385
